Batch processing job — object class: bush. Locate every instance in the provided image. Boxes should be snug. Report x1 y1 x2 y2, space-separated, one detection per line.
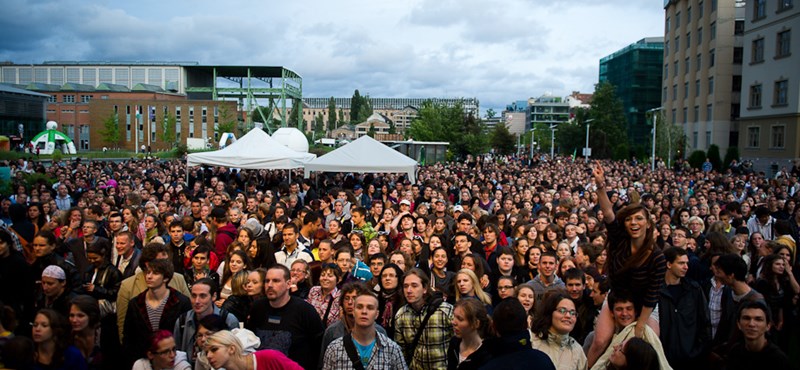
52 149 63 163
175 143 188 158
724 146 740 168
707 144 722 171
688 150 706 169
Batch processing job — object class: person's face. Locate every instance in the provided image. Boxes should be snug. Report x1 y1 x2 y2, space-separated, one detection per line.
668 255 689 279
318 242 333 262
191 202 201 214
342 290 358 316
87 252 104 268
556 244 571 259
771 258 786 275
551 298 577 335
328 220 341 235
145 269 166 289
28 206 40 219
497 279 515 299
245 271 264 296
351 211 364 226
539 256 557 278
191 283 215 316
517 287 535 312
33 236 55 257
353 295 379 328
737 308 771 341
31 313 53 343
777 248 791 264
454 236 470 254
319 269 338 291
228 254 245 273
680 212 690 224
613 301 636 327
369 257 385 277
590 282 606 307
403 274 427 306
483 228 497 244
565 225 577 238
451 305 476 339
265 269 289 301
350 234 363 249
192 250 209 269
432 249 448 270
399 240 413 256
560 260 576 277
456 273 474 295
458 218 472 233
336 252 353 273
609 338 630 368
497 253 514 272
565 278 585 300
380 268 399 292
69 304 90 332
282 227 297 246
528 248 541 268
41 276 65 298
623 210 649 240
401 216 414 231
390 255 406 271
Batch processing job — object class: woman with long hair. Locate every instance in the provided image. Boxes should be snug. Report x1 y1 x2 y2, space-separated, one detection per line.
204 330 302 370
143 214 166 245
446 298 492 370
245 268 267 301
28 203 47 232
515 284 536 322
69 295 103 368
454 269 491 308
132 330 191 370
430 247 455 300
753 253 799 335
543 224 561 252
122 206 145 244
217 250 252 306
530 292 587 370
377 263 405 338
220 270 252 322
33 309 87 370
587 165 666 367
246 238 276 269
512 238 530 269
522 245 542 282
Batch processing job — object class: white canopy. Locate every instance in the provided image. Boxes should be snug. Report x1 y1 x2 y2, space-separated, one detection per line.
304 135 418 183
186 128 315 169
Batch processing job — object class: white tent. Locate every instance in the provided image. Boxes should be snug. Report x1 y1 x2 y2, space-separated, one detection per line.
304 135 419 183
187 128 315 169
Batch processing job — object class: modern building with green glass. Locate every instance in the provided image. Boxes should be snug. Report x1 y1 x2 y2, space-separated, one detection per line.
599 37 664 146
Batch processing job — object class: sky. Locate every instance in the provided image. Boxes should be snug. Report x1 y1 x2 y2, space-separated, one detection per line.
0 0 664 113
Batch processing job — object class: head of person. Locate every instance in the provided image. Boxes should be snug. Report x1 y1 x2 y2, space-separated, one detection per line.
496 276 517 300
145 258 174 290
319 263 343 292
352 290 380 329
609 337 660 370
531 292 577 338
608 290 637 328
69 295 100 333
379 263 404 293
339 282 370 317
491 298 529 338
205 330 259 370
32 309 69 351
145 330 179 368
33 230 58 258
664 246 689 280
616 203 654 243
191 278 219 317
41 265 67 299
402 268 431 308
452 297 491 340
563 268 586 300
736 300 773 342
265 265 291 303
317 239 335 263
538 251 558 279
281 223 299 247
713 253 747 285
514 284 536 314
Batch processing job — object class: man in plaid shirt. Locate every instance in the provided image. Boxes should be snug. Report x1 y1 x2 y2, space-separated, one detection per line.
394 268 454 370
323 290 406 370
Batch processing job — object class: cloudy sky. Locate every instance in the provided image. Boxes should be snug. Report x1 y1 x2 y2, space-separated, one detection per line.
1 0 664 113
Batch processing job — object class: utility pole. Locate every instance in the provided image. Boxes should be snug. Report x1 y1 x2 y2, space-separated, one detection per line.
647 107 663 171
583 119 594 163
550 124 557 159
529 126 536 160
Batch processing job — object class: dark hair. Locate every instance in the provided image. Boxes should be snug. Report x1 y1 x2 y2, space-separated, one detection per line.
531 292 573 339
140 242 169 270
303 211 320 226
282 222 299 234
491 298 528 336
663 246 688 263
607 289 635 311
614 203 656 271
0 228 16 248
146 258 174 284
713 253 747 281
622 337 660 370
85 240 109 258
759 254 787 283
320 263 343 281
339 281 371 307
737 299 773 325
563 267 585 284
34 309 70 367
454 298 491 338
198 314 229 333
268 264 291 282
402 268 431 301
193 277 219 297
69 295 101 330
34 230 58 247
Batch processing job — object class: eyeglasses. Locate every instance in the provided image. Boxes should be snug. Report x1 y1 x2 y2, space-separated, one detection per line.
556 307 577 317
154 347 177 356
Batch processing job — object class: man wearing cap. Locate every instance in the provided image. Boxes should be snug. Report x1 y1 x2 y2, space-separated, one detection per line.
36 265 76 317
391 212 418 248
210 207 237 258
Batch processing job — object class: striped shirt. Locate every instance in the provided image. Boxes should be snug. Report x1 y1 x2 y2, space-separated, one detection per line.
606 220 666 310
146 295 168 331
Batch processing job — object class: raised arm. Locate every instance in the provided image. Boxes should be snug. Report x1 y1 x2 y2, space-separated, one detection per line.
592 164 615 224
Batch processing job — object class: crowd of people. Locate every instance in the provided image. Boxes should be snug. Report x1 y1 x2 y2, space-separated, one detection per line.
0 152 798 370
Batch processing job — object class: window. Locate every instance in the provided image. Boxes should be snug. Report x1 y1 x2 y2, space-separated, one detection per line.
777 30 791 58
708 77 715 94
683 107 688 122
694 106 700 122
755 0 767 19
687 7 692 22
711 22 717 40
665 40 670 56
699 0 704 17
771 125 785 148
674 61 679 75
663 87 668 102
774 80 788 105
675 36 680 50
706 131 712 147
712 0 717 11
779 0 794 11
749 84 763 108
685 57 690 72
666 16 671 34
687 32 691 47
752 38 765 63
80 95 91 103
731 103 741 120
664 64 669 79
672 109 677 124
697 54 702 71
698 27 703 44
709 49 715 67
676 11 681 29
733 75 742 92
64 95 75 103
673 84 678 101
696 80 701 96
735 20 745 35
47 95 56 103
747 127 760 148
684 82 689 98
733 47 743 64
707 104 713 120
693 132 699 148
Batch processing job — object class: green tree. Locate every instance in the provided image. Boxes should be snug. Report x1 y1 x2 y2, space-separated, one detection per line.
99 114 121 148
688 150 706 169
723 146 740 169
707 144 722 171
160 114 176 146
555 122 584 157
314 113 325 133
587 81 629 159
338 109 345 125
651 112 686 166
407 100 487 159
490 123 516 155
327 97 337 131
358 94 373 123
388 120 396 134
216 105 238 137
351 90 363 124
367 123 376 137
486 108 496 119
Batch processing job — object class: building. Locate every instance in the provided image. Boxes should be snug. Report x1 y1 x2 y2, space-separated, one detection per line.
738 0 799 170
662 0 745 155
354 113 391 138
302 97 479 134
0 84 49 149
503 100 530 136
599 37 665 145
529 94 571 126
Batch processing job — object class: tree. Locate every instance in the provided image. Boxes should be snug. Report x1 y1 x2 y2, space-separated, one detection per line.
314 113 325 134
100 114 121 148
688 150 706 169
351 90 363 124
407 100 487 159
216 105 238 137
490 123 516 155
586 81 629 159
707 144 722 171
555 122 585 157
651 112 686 166
486 108 496 119
327 97 337 131
388 120 397 134
160 114 176 146
357 95 373 123
338 109 345 125
723 146 740 168
367 123 376 137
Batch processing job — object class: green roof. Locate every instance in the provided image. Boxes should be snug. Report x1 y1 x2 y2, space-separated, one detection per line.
61 83 96 92
26 83 62 91
132 83 165 92
96 83 130 92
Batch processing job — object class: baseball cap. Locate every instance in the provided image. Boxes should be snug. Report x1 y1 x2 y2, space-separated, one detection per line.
400 199 411 206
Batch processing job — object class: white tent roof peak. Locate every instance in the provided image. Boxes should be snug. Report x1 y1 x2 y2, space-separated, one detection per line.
187 127 315 169
304 135 418 183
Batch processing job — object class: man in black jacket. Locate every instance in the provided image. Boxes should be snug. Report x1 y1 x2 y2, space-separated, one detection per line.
659 247 711 370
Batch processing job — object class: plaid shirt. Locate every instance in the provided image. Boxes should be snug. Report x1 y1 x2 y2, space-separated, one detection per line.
323 331 407 370
394 301 454 370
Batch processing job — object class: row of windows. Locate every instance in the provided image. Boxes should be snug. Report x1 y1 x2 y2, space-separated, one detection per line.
666 0 717 33
754 0 794 20
748 79 790 108
670 104 715 124
751 29 792 63
747 125 785 149
664 76 720 101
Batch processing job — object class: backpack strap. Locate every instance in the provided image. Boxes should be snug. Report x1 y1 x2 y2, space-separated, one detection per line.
342 333 366 370
321 294 335 328
407 297 443 365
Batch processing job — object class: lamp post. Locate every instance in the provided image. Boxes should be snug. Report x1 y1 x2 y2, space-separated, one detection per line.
647 107 663 172
583 119 595 163
550 124 557 159
529 126 536 160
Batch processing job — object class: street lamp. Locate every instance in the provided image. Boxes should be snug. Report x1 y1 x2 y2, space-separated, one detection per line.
550 124 557 159
529 126 536 160
647 107 663 172
583 119 595 163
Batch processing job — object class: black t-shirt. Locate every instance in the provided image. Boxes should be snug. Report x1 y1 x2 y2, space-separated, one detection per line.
726 342 789 370
245 296 324 369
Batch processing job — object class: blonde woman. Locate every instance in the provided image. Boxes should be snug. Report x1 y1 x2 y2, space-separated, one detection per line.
204 330 302 370
454 269 492 308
